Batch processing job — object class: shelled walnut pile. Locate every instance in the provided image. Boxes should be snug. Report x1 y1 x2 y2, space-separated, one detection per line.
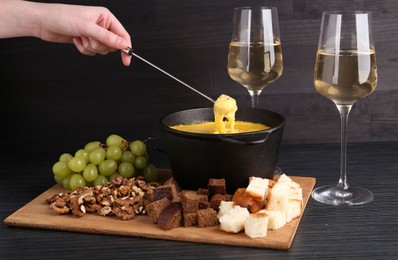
46 176 159 220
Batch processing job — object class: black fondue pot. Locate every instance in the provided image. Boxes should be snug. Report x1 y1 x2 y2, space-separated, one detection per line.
160 107 285 194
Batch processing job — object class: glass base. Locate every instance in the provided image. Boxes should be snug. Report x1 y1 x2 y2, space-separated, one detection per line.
311 185 373 206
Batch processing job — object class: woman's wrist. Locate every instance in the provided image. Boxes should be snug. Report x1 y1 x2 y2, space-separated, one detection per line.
0 0 43 39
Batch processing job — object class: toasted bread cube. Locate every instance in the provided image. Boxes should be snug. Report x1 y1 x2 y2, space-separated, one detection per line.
245 177 269 203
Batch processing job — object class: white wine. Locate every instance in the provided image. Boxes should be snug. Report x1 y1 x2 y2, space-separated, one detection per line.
314 50 377 105
227 41 283 91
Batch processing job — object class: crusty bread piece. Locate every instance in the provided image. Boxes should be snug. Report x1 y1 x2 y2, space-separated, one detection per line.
266 182 290 212
217 201 234 218
244 212 269 238
286 199 302 222
219 206 249 233
232 188 263 213
245 177 269 203
261 209 286 230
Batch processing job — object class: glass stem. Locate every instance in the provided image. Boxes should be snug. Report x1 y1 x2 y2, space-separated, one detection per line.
248 89 262 108
336 104 353 190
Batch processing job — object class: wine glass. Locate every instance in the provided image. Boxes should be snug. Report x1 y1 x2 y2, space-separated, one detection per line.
227 7 283 108
311 11 377 206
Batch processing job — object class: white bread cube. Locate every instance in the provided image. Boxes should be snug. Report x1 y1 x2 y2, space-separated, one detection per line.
245 177 269 203
266 182 290 212
289 186 303 201
277 174 303 201
286 199 303 222
261 209 286 230
277 173 293 183
217 201 234 218
219 206 249 233
244 212 269 238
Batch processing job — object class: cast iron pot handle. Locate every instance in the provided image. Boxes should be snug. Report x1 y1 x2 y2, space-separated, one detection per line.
218 132 270 145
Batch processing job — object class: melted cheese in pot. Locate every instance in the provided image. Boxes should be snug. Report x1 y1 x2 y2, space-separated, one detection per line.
170 94 270 134
171 121 269 134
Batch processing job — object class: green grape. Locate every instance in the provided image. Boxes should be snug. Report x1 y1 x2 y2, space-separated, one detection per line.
68 157 87 172
62 174 72 190
93 175 108 186
54 175 63 185
84 141 101 153
75 149 89 163
134 156 147 170
109 173 122 182
120 150 135 164
118 162 135 178
130 140 147 156
106 145 122 161
52 161 72 179
143 164 159 182
59 153 73 162
83 164 98 182
89 147 106 165
98 159 117 176
106 134 128 150
69 173 86 190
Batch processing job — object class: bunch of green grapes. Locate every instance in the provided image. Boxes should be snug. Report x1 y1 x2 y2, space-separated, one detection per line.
52 134 159 190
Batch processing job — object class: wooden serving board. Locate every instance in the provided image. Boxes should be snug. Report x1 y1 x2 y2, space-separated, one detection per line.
4 170 315 250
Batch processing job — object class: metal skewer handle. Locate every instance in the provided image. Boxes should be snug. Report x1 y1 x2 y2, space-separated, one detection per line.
122 48 215 103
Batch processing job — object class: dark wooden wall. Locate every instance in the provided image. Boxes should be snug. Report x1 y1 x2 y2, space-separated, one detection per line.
1 0 398 156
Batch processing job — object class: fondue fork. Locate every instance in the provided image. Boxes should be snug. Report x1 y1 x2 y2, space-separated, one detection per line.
121 48 215 103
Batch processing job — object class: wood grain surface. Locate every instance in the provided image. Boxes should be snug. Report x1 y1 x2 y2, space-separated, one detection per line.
4 171 315 251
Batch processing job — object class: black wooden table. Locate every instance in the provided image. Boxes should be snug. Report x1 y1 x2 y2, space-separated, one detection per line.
1 141 397 259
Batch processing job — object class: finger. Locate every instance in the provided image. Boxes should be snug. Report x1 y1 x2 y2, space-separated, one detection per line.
81 16 131 51
72 37 96 56
83 37 112 55
121 52 132 66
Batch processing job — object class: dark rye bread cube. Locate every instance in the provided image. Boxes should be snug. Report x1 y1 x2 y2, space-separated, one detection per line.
197 208 219 227
208 178 226 198
196 188 209 197
210 194 226 211
158 202 183 231
181 190 209 213
198 200 210 210
183 212 198 227
153 184 177 202
146 197 170 224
